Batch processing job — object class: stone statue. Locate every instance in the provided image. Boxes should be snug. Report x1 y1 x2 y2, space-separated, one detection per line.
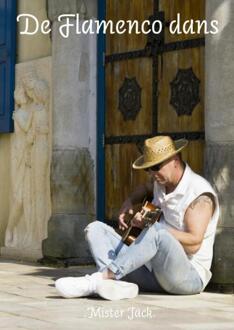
5 84 34 247
5 72 50 249
24 75 50 243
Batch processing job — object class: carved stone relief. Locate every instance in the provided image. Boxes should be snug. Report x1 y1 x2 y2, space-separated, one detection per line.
5 70 50 249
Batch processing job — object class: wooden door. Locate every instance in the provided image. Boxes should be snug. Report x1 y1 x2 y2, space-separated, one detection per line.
104 0 205 221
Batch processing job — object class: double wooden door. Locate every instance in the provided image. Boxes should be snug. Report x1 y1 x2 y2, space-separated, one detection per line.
104 0 205 221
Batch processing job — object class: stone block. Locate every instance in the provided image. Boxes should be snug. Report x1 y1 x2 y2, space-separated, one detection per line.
47 0 83 21
52 19 97 153
1 246 42 262
205 142 234 228
205 0 234 142
47 0 97 21
211 227 234 284
42 214 94 263
17 0 51 62
51 148 95 214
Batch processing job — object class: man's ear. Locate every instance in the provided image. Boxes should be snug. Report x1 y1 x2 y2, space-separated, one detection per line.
174 154 181 167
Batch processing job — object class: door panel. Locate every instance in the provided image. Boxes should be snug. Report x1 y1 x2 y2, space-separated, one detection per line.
157 48 204 133
106 0 154 54
105 143 149 220
106 58 152 137
160 0 205 42
181 140 204 174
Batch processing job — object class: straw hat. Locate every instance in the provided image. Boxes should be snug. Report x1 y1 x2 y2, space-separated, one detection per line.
133 136 188 170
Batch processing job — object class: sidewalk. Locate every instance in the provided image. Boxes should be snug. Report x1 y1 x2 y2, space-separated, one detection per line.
0 260 233 330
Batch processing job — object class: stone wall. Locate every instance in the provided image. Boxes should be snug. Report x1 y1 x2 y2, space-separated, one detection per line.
17 0 51 62
205 0 234 285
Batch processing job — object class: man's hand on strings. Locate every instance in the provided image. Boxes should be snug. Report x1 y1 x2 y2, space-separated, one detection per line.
131 212 145 229
118 198 134 231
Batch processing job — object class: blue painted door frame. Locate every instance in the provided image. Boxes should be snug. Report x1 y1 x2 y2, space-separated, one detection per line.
96 0 106 221
0 0 16 133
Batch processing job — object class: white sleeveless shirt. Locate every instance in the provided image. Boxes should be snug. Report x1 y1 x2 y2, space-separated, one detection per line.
151 163 220 289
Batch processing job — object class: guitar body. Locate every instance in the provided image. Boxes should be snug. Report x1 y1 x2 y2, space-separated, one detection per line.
122 227 142 246
121 201 161 246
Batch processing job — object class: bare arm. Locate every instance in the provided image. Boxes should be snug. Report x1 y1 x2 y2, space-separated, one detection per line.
168 193 215 255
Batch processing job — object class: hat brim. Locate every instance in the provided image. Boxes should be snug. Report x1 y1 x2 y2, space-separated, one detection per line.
132 139 188 170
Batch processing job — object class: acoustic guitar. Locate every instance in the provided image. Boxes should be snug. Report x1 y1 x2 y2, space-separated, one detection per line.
120 201 161 246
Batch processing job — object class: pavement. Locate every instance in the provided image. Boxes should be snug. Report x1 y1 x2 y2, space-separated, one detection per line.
0 260 233 330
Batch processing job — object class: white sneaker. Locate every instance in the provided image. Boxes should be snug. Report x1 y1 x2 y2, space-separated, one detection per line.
55 273 138 300
96 280 139 301
55 272 102 298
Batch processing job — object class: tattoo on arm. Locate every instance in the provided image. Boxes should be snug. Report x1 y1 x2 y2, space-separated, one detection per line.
189 193 215 213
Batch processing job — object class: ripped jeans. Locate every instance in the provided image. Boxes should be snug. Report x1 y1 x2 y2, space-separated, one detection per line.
84 221 203 295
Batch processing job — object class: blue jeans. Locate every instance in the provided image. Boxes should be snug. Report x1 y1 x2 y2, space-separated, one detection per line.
84 221 203 295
